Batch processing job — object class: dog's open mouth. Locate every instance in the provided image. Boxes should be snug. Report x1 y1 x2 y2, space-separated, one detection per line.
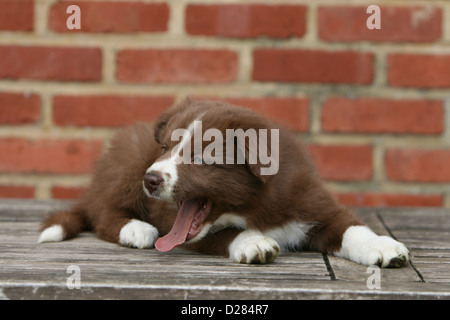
155 198 212 252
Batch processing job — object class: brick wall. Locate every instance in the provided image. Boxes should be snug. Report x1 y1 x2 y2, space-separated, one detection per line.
0 0 449 208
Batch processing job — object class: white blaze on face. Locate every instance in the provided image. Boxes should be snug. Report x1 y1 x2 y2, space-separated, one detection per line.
145 116 203 201
145 157 179 200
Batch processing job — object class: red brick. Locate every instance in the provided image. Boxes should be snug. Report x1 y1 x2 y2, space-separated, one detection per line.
186 4 306 38
49 1 169 33
0 92 41 124
221 97 309 132
319 6 442 42
336 192 443 207
0 185 35 199
386 149 450 182
0 45 102 82
0 138 103 174
253 49 373 84
321 98 443 134
53 95 174 127
308 145 372 181
389 54 450 88
230 97 309 131
116 49 237 84
51 186 85 200
0 0 34 31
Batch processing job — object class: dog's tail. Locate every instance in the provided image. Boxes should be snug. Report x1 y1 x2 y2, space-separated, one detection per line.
38 206 89 244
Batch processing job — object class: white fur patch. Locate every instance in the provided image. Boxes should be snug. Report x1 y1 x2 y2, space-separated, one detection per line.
335 225 410 267
145 157 179 200
264 221 311 253
38 225 65 243
119 219 159 249
228 229 280 264
145 117 202 201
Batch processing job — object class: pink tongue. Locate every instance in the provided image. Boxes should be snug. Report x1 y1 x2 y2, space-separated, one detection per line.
155 200 200 252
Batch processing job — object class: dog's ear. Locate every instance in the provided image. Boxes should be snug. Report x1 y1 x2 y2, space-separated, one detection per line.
154 111 171 144
245 150 269 184
155 97 193 144
231 128 278 184
245 134 278 184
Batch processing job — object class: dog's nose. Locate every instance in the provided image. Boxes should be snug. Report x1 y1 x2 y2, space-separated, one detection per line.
144 172 164 194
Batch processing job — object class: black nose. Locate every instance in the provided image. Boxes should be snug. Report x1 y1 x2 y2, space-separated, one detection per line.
144 172 164 194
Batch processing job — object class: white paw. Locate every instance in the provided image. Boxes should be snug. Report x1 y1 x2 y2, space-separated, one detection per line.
363 236 410 268
119 220 159 249
38 225 65 243
229 230 280 264
337 226 410 268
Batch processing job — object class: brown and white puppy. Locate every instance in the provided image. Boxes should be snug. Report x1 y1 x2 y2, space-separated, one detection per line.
39 98 409 267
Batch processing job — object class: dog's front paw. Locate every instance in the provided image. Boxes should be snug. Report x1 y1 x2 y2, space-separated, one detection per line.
119 219 159 249
337 226 410 268
364 236 410 268
229 230 280 264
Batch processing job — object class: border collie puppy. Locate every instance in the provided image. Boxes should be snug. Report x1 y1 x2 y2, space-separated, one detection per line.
39 98 409 267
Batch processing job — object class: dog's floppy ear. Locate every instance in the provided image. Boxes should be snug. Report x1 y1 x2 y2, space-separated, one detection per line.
154 97 193 144
230 127 279 184
244 140 268 184
154 111 171 144
246 131 279 184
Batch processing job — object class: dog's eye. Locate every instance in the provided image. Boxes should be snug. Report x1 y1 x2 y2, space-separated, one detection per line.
161 144 167 154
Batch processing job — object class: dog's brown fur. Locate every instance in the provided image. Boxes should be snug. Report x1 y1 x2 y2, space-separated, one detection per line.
41 98 363 258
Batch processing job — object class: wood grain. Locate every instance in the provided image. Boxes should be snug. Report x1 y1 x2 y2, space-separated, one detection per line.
1 200 449 299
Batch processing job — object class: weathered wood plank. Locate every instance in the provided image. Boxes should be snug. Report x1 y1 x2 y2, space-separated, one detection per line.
0 199 71 222
2 281 450 300
327 255 422 283
1 200 450 299
378 208 450 249
354 210 390 236
412 249 450 283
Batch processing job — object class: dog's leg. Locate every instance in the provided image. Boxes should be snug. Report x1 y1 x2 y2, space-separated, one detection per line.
311 208 410 268
38 207 87 243
95 211 159 249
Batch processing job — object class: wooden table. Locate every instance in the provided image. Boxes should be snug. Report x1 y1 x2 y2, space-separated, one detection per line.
1 200 449 300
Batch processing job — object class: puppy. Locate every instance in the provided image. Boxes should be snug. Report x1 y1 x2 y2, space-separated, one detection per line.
39 98 410 267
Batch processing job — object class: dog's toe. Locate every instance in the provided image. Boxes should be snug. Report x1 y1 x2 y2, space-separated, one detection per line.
386 254 408 268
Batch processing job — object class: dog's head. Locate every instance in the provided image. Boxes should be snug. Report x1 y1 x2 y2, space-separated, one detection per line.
143 98 279 251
